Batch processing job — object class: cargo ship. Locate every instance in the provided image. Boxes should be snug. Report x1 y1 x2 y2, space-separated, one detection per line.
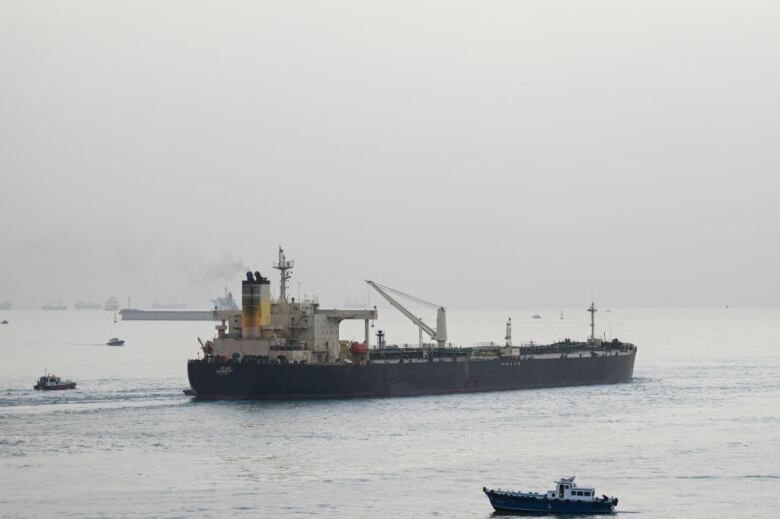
211 288 238 311
187 249 637 399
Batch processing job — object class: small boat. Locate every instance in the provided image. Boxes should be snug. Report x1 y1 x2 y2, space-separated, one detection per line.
106 337 125 346
484 477 618 515
34 372 77 390
532 314 542 319
1 320 8 325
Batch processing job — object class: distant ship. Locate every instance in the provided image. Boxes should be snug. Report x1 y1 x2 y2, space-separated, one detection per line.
41 301 67 310
120 308 215 321
0 301 11 310
74 300 101 310
210 288 238 311
103 297 120 311
186 248 637 400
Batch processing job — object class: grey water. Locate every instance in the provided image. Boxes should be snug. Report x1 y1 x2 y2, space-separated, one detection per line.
1 308 778 518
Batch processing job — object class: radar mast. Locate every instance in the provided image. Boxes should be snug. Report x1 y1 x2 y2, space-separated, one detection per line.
273 246 294 303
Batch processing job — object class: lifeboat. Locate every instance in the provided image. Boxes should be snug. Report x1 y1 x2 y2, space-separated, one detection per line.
349 342 368 354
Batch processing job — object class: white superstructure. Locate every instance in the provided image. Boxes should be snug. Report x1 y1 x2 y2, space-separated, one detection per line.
206 248 377 364
546 477 598 502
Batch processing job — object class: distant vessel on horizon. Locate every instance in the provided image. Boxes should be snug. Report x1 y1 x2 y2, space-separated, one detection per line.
0 301 11 310
41 300 67 311
103 297 120 311
211 288 238 311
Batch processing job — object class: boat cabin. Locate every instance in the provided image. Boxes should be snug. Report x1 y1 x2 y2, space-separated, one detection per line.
37 374 61 387
546 477 596 502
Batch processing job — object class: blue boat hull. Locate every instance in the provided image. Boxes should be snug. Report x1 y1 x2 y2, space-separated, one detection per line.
485 489 615 515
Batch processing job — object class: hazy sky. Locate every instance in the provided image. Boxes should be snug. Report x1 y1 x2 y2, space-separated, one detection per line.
1 1 778 308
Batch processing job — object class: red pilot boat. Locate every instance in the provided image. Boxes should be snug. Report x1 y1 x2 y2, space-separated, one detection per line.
33 372 77 390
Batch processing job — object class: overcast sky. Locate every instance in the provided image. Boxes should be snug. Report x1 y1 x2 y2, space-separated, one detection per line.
1 1 778 308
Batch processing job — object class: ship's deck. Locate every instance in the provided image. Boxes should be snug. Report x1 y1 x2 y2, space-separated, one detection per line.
194 341 636 366
367 340 635 363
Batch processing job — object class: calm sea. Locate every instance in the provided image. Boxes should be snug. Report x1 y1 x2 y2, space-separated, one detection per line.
1 307 778 518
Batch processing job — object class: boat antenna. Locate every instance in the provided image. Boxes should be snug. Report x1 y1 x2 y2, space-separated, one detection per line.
505 317 512 347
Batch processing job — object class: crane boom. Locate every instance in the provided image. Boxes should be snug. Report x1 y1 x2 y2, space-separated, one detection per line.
366 280 447 348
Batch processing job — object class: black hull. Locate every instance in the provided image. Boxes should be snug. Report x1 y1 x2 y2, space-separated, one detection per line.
187 350 636 400
33 383 76 390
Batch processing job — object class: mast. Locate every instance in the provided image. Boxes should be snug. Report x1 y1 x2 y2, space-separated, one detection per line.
588 302 597 341
273 246 294 304
505 317 512 347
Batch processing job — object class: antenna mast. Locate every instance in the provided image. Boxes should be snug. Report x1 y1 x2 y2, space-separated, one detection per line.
273 246 294 303
588 302 597 341
505 317 512 347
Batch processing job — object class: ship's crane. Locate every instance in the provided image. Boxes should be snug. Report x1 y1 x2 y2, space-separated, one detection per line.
365 280 447 348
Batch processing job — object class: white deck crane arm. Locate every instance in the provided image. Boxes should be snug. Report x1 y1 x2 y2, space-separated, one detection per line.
366 280 447 348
